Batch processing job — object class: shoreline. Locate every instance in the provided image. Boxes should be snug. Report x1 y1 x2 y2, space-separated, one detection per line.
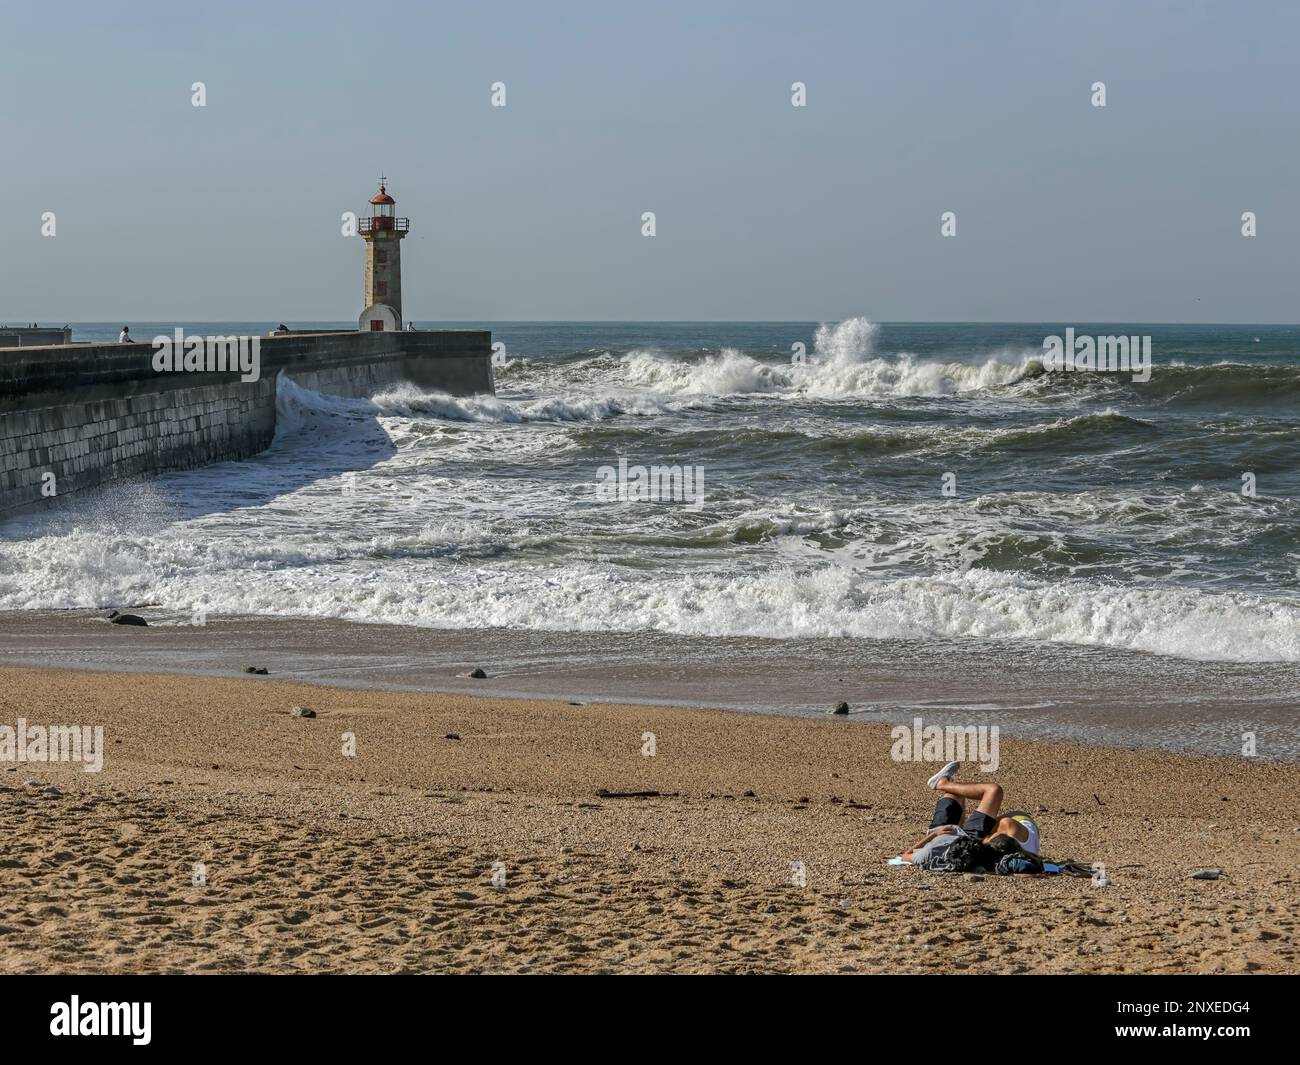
1 609 1297 762
0 660 1296 973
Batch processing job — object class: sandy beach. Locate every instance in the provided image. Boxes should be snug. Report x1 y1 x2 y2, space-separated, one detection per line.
1 659 1295 974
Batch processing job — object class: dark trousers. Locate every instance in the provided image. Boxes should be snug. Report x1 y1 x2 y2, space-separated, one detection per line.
928 796 996 839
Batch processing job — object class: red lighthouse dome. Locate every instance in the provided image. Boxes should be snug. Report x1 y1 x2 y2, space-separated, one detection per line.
362 177 407 235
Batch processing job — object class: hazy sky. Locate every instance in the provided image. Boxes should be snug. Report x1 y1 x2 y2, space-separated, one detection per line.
2 0 1296 322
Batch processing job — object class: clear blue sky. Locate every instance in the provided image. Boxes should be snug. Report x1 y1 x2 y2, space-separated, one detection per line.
2 0 1296 322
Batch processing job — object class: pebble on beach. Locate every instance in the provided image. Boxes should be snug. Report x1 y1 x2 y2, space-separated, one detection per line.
2 663 1295 975
832 701 850 715
291 706 317 719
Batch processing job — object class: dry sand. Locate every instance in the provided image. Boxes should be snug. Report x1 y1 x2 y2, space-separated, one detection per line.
0 665 1295 974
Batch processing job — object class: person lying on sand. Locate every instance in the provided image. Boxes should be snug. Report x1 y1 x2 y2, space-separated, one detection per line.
900 761 1043 873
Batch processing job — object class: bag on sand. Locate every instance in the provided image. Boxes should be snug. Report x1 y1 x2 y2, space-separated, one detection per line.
994 852 1045 875
915 832 981 872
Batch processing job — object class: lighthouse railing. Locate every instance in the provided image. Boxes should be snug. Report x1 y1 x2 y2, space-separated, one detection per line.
359 217 410 234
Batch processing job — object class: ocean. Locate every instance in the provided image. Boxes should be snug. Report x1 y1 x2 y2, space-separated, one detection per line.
3 319 1299 669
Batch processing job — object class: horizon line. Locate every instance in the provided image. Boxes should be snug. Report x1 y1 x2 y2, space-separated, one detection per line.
13 319 1300 328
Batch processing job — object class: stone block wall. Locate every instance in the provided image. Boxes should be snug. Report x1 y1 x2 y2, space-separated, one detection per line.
0 329 492 514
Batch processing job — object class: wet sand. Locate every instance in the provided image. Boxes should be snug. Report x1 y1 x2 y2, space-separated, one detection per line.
0 650 1296 973
1 610 1298 759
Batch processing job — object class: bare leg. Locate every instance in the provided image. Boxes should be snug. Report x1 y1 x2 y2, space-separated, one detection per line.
935 781 1003 817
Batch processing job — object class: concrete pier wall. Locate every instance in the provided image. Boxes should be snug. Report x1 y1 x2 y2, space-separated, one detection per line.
0 329 493 514
0 327 72 348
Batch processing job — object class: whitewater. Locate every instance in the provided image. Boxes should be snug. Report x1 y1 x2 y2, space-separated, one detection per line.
2 318 1298 664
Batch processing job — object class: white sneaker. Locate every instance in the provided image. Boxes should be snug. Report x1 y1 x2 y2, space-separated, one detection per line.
926 761 961 790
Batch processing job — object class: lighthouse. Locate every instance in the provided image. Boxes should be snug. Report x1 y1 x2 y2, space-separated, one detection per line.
358 177 409 330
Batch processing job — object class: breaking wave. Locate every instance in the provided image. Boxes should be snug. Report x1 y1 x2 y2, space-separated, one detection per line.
3 526 1296 662
5 316 1298 669
618 318 1037 398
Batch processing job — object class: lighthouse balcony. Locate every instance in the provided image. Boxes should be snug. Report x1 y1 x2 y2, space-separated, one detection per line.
359 217 409 234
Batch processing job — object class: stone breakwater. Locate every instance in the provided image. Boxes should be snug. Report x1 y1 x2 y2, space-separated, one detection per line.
0 329 493 513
